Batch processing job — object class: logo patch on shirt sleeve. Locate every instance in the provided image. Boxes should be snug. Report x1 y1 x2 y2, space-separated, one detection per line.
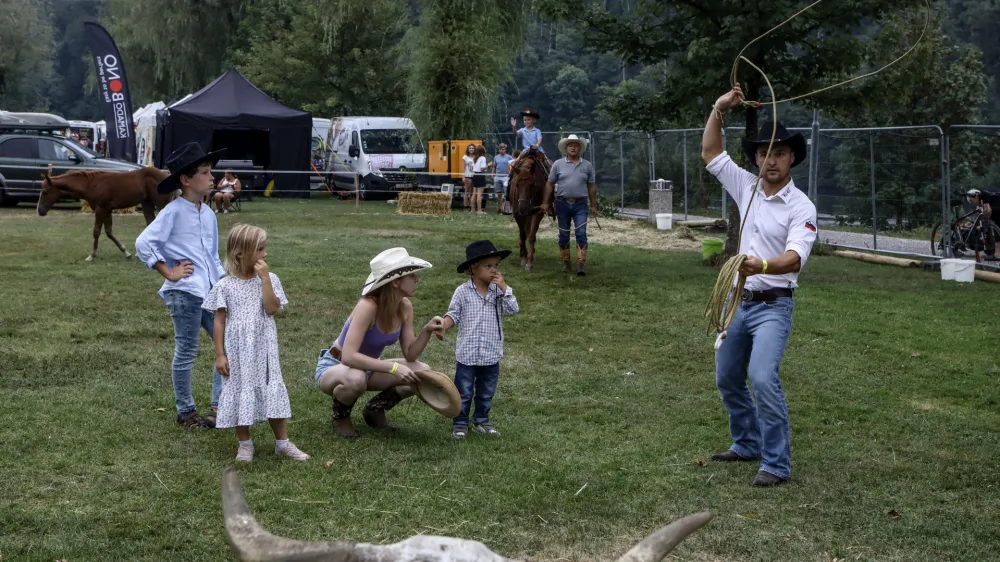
804 221 817 232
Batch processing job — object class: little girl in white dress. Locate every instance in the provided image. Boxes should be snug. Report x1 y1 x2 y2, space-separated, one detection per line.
203 223 309 462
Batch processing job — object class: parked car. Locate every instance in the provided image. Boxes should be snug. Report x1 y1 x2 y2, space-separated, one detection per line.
0 112 140 206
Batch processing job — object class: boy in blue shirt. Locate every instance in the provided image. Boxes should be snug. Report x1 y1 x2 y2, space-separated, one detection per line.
135 142 227 429
491 143 514 214
509 109 551 175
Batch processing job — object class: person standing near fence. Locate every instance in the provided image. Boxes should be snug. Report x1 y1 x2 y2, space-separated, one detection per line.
462 144 475 212
542 134 598 276
492 143 513 214
471 145 489 215
701 84 818 487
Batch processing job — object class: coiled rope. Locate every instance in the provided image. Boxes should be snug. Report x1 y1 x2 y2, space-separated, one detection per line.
704 0 932 349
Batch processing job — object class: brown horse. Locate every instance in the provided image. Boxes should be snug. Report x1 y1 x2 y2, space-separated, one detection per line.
508 148 551 271
37 167 172 261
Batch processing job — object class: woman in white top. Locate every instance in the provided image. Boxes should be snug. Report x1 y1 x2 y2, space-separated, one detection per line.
462 144 475 211
215 171 241 214
471 145 488 214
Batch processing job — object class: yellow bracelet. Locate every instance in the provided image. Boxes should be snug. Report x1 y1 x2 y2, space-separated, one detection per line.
762 259 768 274
390 362 399 376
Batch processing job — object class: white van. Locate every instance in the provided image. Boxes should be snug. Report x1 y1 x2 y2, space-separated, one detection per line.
323 116 426 199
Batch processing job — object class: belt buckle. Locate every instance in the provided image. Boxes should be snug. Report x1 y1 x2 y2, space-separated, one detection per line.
741 289 753 302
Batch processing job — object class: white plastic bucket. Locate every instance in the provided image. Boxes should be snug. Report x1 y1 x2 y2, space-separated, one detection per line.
655 213 672 230
940 258 956 281
954 260 975 283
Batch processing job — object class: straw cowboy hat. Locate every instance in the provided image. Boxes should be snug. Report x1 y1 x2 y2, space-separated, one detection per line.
741 121 807 169
558 134 589 155
361 247 432 296
413 370 461 417
456 240 512 273
157 142 226 193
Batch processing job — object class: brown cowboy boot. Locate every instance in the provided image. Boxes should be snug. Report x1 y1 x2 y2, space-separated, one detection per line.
576 244 588 276
332 397 360 439
362 388 404 430
560 246 571 273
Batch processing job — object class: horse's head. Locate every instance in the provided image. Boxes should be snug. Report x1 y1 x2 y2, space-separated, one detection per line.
37 173 61 216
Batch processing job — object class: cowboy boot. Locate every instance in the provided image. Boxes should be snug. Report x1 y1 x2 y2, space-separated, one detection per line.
560 246 571 273
332 397 360 439
362 388 404 430
576 244 588 276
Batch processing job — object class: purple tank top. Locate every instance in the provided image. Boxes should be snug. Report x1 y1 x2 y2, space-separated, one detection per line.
336 317 401 359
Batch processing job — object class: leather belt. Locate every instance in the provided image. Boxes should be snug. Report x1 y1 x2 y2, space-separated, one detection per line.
741 288 794 302
556 196 586 203
327 345 343 360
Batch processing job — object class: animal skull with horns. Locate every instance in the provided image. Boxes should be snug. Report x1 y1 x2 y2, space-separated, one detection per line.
221 469 713 562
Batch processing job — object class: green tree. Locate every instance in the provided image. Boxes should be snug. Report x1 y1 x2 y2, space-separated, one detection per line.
48 0 102 120
234 0 409 116
824 11 987 228
104 0 250 104
406 0 527 140
0 0 55 111
946 0 1000 122
538 0 915 131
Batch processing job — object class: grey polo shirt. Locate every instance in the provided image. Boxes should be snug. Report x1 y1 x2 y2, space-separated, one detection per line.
547 157 595 198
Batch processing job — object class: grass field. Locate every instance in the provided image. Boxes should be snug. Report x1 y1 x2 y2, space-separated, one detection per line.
2 198 998 561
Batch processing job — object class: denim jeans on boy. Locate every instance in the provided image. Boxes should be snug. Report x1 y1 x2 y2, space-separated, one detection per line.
452 362 500 427
715 297 795 479
555 198 588 248
163 290 223 415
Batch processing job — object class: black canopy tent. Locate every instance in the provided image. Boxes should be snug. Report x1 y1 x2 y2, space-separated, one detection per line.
155 67 311 196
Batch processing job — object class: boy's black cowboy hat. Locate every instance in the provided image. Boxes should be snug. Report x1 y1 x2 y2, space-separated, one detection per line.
457 240 512 273
157 142 227 194
520 109 541 119
741 121 807 169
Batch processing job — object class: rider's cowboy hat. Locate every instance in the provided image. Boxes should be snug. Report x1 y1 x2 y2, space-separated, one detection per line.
456 240 512 273
741 121 806 169
520 109 541 119
413 370 462 417
558 134 589 155
157 142 227 193
361 247 433 296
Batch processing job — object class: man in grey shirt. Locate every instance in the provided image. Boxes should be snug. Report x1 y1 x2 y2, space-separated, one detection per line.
542 135 598 276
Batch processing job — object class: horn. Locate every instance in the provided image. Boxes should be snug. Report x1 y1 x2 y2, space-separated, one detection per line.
613 511 713 562
222 468 366 562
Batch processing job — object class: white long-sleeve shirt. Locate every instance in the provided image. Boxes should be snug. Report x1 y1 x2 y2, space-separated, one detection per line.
706 152 818 291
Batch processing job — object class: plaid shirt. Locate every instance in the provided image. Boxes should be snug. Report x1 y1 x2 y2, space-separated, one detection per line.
445 280 519 366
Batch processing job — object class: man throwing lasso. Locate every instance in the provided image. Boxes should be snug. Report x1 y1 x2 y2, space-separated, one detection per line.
700 85 818 487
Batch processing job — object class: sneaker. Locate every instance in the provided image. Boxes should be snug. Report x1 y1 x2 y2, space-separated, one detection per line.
452 426 468 440
176 410 211 429
236 443 254 462
275 442 310 461
472 422 501 436
223 209 229 214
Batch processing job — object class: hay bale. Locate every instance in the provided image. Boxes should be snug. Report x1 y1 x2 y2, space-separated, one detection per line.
80 200 137 215
397 192 451 216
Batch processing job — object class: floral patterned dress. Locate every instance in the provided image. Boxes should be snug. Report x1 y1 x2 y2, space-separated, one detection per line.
202 273 291 428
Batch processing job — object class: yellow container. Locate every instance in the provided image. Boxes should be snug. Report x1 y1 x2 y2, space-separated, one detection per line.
427 139 482 181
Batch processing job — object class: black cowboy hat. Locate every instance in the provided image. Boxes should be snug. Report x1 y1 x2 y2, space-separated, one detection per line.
156 142 227 193
741 121 807 169
457 240 512 273
520 109 541 119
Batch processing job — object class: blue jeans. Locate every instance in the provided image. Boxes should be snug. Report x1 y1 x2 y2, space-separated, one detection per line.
555 198 588 248
453 362 500 427
715 297 795 479
163 290 222 415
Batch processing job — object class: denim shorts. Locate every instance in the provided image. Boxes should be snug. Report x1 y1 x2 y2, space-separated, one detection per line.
315 349 373 386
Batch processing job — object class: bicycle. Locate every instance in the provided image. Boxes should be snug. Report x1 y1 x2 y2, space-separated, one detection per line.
930 205 1000 262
